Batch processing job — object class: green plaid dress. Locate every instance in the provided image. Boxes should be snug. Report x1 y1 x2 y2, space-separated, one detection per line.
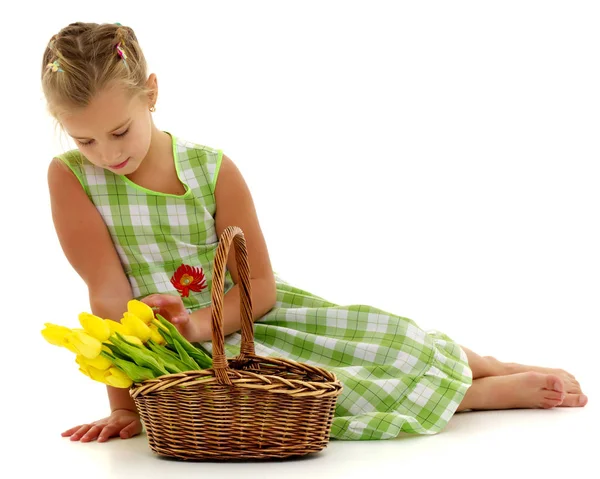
57 133 473 440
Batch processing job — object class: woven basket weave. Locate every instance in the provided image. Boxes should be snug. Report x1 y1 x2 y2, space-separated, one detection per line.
130 226 343 460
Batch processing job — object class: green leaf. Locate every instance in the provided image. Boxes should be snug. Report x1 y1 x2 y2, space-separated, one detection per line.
173 337 201 370
146 340 190 373
191 341 213 359
187 347 212 369
101 351 154 382
111 333 169 376
154 314 212 369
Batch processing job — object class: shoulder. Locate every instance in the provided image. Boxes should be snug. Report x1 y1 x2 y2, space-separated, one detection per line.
174 136 221 161
48 155 88 200
51 149 92 173
214 153 249 202
48 150 92 197
173 135 224 193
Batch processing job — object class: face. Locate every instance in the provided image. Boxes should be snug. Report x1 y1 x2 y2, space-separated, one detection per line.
59 79 156 175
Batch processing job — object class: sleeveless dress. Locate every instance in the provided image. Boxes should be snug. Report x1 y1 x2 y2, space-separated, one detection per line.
57 133 473 440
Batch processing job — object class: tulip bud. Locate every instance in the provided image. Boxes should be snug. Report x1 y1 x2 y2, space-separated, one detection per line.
122 334 144 347
78 313 111 341
104 367 133 388
149 324 165 345
106 319 128 336
41 323 73 347
85 354 113 371
127 300 155 325
87 365 110 384
121 313 151 342
66 330 102 359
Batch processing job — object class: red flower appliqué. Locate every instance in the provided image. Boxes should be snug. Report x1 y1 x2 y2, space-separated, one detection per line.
170 264 207 298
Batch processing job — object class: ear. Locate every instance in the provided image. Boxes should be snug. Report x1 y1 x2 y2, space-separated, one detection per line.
146 73 158 107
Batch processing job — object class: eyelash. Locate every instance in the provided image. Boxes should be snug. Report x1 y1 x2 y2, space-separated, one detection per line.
77 129 129 146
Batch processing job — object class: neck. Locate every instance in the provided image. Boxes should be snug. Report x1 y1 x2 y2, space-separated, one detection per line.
145 126 172 170
129 125 171 180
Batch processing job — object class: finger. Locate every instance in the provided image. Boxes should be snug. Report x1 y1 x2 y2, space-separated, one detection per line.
69 424 93 441
120 420 142 439
97 424 122 443
171 314 187 324
62 424 85 437
80 425 103 443
142 294 179 308
141 294 163 307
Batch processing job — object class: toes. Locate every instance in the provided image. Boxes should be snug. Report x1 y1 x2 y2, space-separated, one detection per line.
540 397 563 409
545 374 564 394
559 394 588 407
544 390 565 401
566 382 582 394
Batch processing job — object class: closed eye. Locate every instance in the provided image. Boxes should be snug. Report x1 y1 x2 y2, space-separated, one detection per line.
75 128 129 147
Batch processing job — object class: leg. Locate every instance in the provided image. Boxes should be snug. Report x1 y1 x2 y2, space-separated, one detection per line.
461 346 507 379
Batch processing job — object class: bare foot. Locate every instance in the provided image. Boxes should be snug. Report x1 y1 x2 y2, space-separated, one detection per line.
458 372 570 411
486 357 583 395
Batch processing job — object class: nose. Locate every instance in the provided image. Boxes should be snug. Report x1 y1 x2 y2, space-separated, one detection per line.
100 144 123 166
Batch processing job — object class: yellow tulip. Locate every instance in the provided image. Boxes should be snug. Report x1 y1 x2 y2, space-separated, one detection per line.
127 299 155 325
76 356 91 375
81 354 112 371
66 330 102 359
122 334 144 347
64 341 80 354
105 367 133 388
77 356 130 387
121 312 151 342
79 313 111 341
106 319 128 336
41 323 72 347
87 365 109 384
149 324 166 345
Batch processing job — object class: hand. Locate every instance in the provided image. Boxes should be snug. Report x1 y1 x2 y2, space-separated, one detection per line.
141 293 197 340
62 409 142 443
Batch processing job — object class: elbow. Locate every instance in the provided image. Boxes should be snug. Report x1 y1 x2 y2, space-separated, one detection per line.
89 284 133 319
266 276 277 310
253 275 277 318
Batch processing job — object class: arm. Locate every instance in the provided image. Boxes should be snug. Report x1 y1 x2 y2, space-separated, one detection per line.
48 159 140 440
189 153 277 342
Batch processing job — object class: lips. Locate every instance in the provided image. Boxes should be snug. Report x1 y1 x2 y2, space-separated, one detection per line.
110 158 130 170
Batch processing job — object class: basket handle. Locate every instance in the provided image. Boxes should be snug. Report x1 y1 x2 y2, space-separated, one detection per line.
210 226 255 385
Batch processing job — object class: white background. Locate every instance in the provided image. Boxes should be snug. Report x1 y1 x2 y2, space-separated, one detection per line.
0 1 597 478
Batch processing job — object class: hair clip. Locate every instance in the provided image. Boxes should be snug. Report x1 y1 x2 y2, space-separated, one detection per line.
116 42 128 64
116 42 127 59
47 60 63 73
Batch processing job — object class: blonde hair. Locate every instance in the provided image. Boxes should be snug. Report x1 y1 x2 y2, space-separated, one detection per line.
41 22 150 117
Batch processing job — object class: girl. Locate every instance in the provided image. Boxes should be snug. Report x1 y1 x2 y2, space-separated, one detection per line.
42 22 587 444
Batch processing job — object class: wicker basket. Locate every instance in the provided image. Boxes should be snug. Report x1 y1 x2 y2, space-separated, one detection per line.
130 226 343 460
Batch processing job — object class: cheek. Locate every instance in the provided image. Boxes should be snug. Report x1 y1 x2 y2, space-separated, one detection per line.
130 124 152 158
77 146 102 165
